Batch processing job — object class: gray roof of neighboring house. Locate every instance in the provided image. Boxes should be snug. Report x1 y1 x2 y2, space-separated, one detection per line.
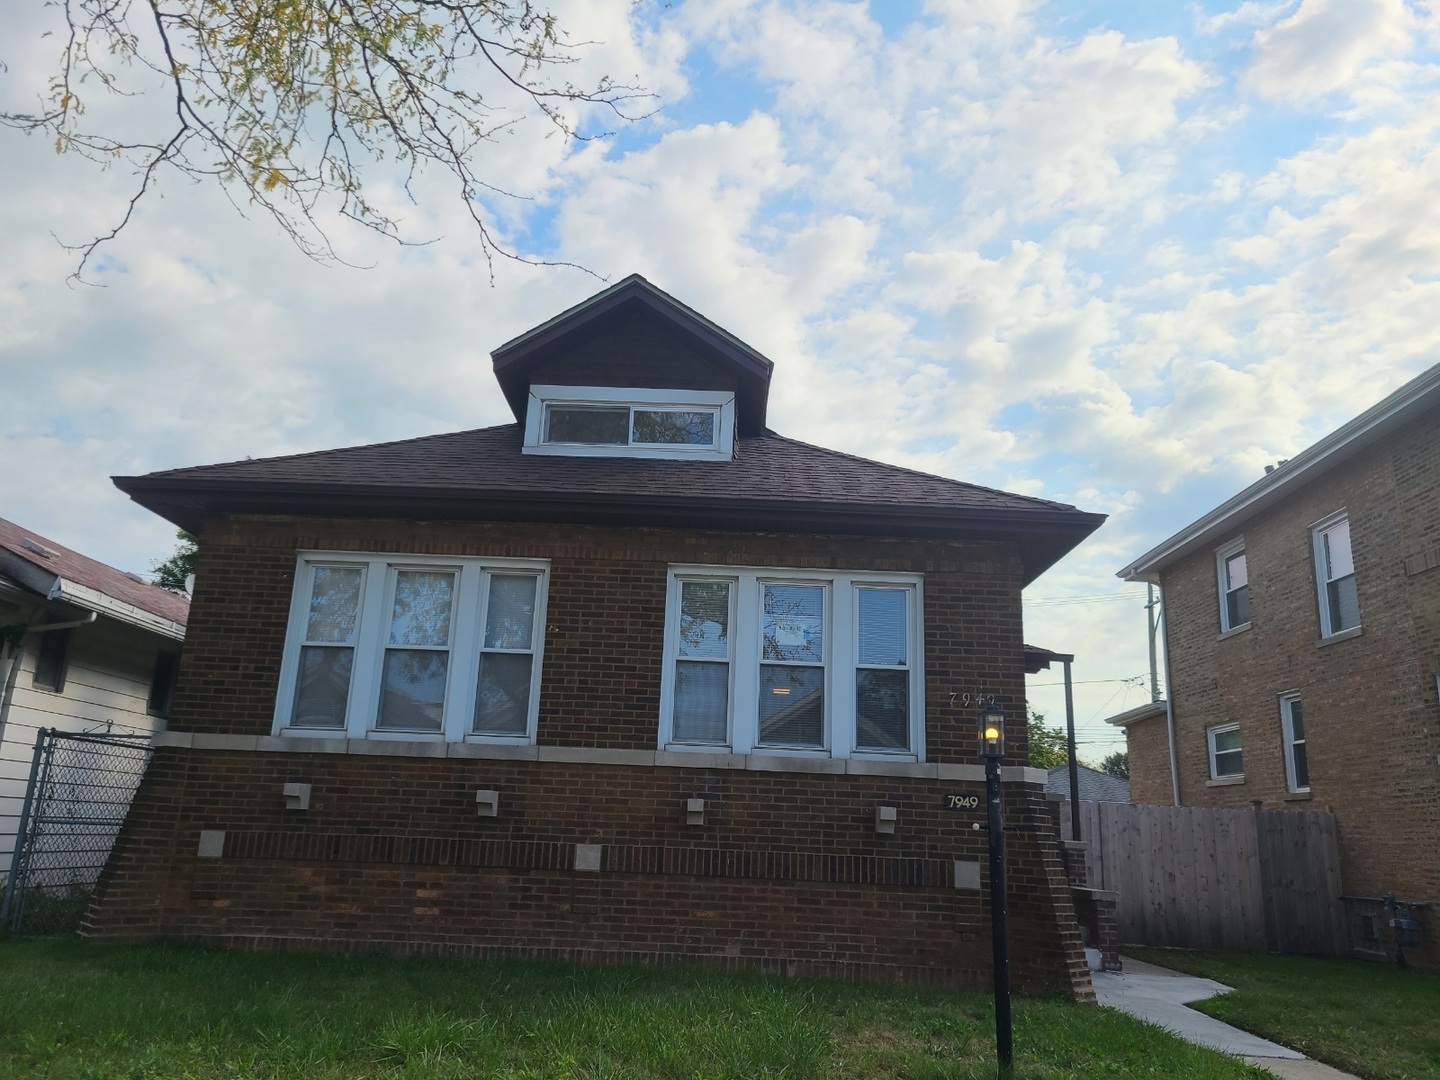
1046 763 1131 803
0 517 188 639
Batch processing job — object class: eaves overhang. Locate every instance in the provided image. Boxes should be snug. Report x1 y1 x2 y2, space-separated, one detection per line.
1102 700 1167 728
491 275 775 437
0 549 184 640
1118 360 1440 584
112 476 1106 587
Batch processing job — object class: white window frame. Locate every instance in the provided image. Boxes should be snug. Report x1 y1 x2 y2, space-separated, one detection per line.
1207 722 1244 779
1278 692 1309 793
1215 537 1250 633
1311 509 1359 638
522 384 736 461
657 565 925 761
273 552 549 744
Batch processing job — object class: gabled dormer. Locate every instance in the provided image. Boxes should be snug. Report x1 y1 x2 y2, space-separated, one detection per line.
491 275 774 461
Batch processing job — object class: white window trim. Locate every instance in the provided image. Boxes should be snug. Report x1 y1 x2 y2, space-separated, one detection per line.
273 551 549 744
522 384 736 461
657 565 925 762
1214 536 1249 633
1310 509 1358 639
1206 721 1243 780
1278 692 1309 793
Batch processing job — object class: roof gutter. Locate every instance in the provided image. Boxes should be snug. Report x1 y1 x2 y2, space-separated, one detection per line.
1119 361 1440 582
0 548 184 641
49 579 185 640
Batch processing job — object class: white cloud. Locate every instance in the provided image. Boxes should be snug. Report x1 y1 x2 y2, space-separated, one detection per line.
1243 0 1417 99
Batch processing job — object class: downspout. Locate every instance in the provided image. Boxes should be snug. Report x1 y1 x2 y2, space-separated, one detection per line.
1156 583 1181 806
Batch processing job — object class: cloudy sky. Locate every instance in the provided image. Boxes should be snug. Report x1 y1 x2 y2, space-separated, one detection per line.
3 0 1438 757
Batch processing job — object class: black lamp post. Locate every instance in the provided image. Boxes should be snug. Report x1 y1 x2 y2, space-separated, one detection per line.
979 702 1013 1076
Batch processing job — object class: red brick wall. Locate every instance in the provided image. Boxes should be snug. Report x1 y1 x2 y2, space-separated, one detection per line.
85 514 1090 996
1123 715 1172 806
1155 412 1440 963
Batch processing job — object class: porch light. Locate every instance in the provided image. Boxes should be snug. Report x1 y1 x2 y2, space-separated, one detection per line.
979 703 1005 759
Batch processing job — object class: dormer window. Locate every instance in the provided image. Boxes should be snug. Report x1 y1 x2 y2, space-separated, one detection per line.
524 385 735 460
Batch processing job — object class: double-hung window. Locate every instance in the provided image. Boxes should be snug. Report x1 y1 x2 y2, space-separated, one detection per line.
1279 694 1309 792
1207 723 1243 779
1312 512 1359 637
1215 538 1250 632
275 553 548 742
660 566 924 759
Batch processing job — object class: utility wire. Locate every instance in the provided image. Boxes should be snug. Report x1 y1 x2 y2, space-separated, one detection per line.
1027 675 1147 687
1025 592 1142 607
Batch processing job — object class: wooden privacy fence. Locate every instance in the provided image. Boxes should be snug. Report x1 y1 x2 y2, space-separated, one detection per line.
1059 801 1348 954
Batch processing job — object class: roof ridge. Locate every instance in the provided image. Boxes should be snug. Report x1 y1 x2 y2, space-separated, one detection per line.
756 430 1079 512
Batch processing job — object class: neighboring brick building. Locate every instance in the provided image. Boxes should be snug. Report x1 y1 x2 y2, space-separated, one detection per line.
1118 365 1440 966
89 275 1105 995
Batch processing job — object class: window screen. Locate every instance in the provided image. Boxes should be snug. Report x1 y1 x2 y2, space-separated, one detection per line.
759 584 825 747
474 574 540 735
291 564 364 728
376 569 454 731
855 588 910 751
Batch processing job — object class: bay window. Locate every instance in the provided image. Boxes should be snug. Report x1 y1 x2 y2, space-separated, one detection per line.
660 566 924 759
275 553 548 742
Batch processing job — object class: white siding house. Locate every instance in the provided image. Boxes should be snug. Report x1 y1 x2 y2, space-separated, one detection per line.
0 519 188 876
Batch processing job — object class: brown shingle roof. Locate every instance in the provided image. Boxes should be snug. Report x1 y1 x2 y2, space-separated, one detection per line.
0 517 190 628
136 424 1072 513
115 424 1105 584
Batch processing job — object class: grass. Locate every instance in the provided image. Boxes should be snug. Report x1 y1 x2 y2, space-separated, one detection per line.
1127 947 1440 1080
0 939 1271 1080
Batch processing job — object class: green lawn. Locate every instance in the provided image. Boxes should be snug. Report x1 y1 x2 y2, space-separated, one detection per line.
0 940 1270 1079
1126 948 1440 1080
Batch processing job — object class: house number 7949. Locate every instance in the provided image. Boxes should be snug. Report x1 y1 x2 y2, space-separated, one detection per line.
951 692 997 708
946 794 979 810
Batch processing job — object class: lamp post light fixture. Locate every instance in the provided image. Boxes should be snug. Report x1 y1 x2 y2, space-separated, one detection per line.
979 702 1013 1076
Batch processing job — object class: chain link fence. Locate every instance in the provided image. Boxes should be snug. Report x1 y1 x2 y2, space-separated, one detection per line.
1 728 153 935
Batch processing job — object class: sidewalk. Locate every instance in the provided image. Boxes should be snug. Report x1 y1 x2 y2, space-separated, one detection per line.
1093 957 1360 1080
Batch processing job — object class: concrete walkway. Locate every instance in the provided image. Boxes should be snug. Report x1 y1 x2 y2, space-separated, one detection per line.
1093 957 1360 1080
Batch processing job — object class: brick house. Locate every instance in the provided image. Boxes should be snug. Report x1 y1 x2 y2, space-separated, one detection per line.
88 275 1105 994
1118 363 1440 966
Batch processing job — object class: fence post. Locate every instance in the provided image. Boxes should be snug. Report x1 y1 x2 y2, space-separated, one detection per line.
0 728 50 931
1252 806 1281 953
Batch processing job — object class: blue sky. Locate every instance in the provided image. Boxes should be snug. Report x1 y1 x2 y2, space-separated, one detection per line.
3 0 1439 756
